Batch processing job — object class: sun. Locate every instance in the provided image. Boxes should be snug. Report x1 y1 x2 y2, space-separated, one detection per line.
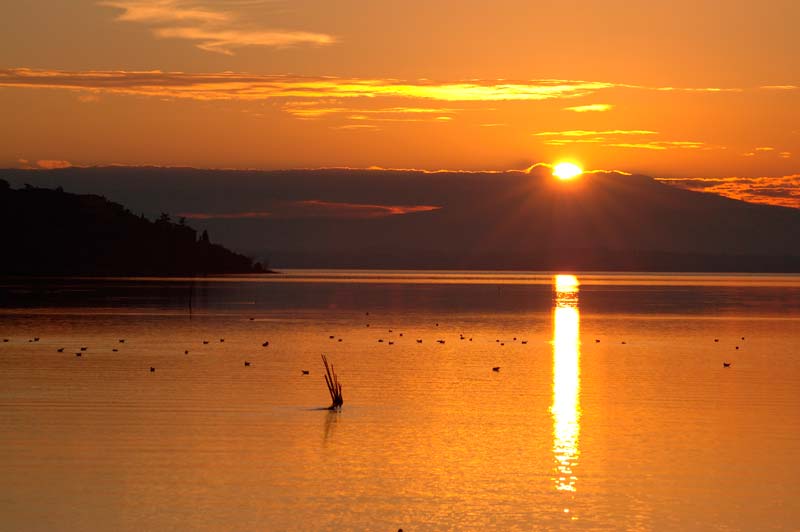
553 162 583 181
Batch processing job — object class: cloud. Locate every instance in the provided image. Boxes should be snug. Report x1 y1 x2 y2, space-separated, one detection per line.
98 0 334 54
534 129 657 137
153 26 334 54
605 141 706 150
534 130 710 150
541 139 605 146
346 114 452 123
99 0 228 23
0 69 621 102
3 68 795 136
179 200 442 220
2 69 751 105
659 175 800 209
654 86 742 93
36 159 72 169
329 124 380 131
563 103 613 112
744 147 792 158
282 103 461 121
291 200 442 219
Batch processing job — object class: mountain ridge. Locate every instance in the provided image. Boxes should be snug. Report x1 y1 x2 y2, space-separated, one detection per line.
3 166 799 272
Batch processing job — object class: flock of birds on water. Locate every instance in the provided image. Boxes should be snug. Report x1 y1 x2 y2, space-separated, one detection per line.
2 313 747 375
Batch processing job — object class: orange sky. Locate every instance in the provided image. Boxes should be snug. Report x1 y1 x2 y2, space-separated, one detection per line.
1 0 798 207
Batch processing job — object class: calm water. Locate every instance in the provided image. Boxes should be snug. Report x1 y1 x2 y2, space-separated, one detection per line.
1 271 799 531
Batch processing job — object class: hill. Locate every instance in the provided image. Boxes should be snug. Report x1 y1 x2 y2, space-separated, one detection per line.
0 179 265 276
3 166 800 272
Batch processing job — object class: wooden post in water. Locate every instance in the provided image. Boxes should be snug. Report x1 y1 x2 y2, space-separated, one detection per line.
322 354 343 409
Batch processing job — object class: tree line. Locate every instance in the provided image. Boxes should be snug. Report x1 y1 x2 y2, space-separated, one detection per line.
0 179 266 275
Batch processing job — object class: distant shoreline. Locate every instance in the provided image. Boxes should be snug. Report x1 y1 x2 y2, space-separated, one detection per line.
4 268 799 280
256 252 800 274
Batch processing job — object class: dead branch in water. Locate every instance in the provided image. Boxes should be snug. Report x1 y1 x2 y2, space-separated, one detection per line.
322 354 343 409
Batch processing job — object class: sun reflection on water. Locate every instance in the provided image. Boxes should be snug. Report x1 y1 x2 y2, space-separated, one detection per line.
552 274 581 493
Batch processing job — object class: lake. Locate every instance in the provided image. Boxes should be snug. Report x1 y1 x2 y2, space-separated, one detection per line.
1 271 799 531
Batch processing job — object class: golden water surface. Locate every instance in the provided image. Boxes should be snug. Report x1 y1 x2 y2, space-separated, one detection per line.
1 271 799 531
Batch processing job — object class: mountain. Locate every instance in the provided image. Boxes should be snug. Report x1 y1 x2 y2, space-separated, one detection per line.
0 179 265 275
3 166 799 272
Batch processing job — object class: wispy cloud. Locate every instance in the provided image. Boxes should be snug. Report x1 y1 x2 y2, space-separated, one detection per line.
329 124 380 131
5 68 759 105
535 129 657 137
98 0 334 54
3 68 791 106
563 103 613 112
605 141 707 150
179 200 442 220
0 69 621 102
153 26 335 54
743 147 792 158
660 175 800 209
654 86 742 93
100 0 228 23
292 200 441 219
535 130 709 150
36 159 73 169
283 103 461 121
346 114 452 123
